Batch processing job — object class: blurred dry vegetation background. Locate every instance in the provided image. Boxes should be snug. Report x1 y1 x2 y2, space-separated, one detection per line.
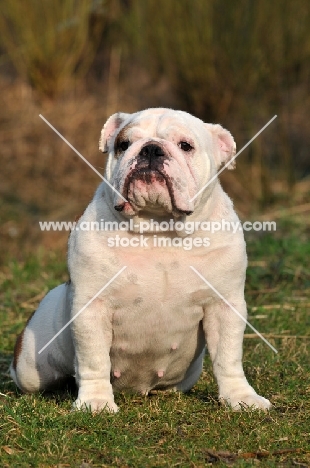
0 0 310 265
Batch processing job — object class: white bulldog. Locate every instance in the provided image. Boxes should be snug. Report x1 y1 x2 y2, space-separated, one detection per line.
10 108 271 412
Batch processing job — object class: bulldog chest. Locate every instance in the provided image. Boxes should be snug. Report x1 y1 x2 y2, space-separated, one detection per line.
107 266 206 393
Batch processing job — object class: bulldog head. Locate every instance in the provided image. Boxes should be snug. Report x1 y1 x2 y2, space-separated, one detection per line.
99 108 236 218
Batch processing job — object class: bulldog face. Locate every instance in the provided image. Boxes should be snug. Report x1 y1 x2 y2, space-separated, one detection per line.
99 108 236 218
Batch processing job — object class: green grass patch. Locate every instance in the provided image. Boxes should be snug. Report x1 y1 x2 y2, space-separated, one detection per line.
0 221 309 467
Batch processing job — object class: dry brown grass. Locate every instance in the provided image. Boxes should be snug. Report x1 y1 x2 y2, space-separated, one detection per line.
0 0 104 98
1 76 310 265
0 78 107 262
0 71 176 263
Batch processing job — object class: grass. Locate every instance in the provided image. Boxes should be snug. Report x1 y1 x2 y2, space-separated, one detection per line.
0 219 309 467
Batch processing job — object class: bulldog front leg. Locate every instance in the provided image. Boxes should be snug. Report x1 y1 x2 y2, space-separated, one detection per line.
204 298 271 410
70 295 118 413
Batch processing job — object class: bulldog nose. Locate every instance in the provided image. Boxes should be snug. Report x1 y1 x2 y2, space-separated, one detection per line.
139 144 165 158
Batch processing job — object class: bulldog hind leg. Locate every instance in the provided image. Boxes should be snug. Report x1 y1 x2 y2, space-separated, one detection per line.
10 284 74 393
176 346 205 392
176 323 206 392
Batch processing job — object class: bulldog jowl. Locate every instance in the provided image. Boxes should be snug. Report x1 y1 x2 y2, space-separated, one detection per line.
112 139 197 218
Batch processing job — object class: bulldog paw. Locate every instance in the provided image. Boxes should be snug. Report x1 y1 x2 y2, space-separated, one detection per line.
73 398 119 413
221 393 271 411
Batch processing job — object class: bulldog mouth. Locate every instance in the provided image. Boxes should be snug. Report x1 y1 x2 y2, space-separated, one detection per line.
114 168 193 216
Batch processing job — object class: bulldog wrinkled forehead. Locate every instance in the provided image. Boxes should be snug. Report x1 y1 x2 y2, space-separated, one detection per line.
99 107 236 170
123 108 204 131
99 108 200 152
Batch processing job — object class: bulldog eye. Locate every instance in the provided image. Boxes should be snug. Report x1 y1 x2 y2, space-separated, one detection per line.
179 141 193 152
119 141 129 151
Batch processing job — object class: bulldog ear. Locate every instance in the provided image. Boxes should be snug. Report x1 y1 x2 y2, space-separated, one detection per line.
99 112 131 153
205 123 236 170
